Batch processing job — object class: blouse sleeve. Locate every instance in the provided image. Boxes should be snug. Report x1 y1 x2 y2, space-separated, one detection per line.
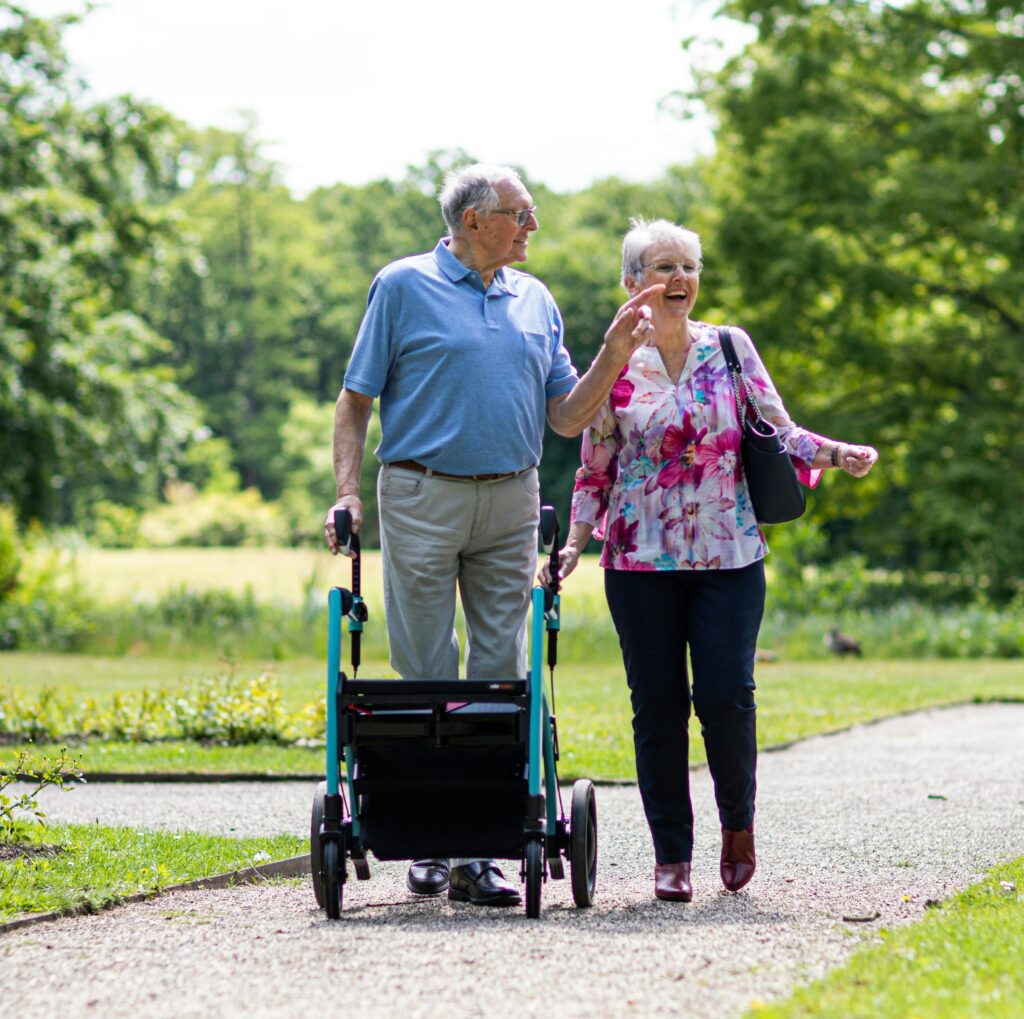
570 400 621 539
731 327 825 489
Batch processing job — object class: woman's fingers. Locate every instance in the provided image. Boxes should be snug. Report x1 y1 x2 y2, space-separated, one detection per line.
539 547 581 584
560 548 581 580
843 445 878 477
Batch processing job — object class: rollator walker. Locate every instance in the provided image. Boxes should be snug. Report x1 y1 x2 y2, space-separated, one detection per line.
310 506 597 919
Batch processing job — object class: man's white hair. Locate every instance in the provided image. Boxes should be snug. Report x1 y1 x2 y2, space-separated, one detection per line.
438 163 522 234
621 217 702 285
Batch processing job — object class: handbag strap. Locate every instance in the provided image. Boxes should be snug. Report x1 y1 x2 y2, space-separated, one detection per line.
717 325 765 425
717 324 741 375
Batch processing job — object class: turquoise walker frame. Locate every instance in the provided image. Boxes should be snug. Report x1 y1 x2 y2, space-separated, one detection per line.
324 582 561 848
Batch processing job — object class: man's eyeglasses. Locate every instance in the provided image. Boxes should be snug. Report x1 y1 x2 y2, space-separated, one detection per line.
642 261 702 277
484 206 537 226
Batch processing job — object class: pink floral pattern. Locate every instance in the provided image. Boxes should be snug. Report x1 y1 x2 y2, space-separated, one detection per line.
609 376 635 412
571 324 825 571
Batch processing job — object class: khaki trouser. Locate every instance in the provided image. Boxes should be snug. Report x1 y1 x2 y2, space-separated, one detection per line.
376 464 540 680
376 463 540 870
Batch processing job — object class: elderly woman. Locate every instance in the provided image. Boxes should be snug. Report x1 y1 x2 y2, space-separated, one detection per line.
543 218 877 901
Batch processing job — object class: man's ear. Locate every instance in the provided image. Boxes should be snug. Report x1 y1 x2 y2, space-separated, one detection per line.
461 207 479 233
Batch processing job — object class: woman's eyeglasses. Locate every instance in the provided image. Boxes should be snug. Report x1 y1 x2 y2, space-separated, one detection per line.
642 261 702 277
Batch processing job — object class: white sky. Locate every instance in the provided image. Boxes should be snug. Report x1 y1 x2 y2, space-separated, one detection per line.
21 0 753 195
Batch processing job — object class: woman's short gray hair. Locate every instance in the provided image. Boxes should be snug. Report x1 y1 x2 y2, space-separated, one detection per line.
621 217 702 285
438 163 522 234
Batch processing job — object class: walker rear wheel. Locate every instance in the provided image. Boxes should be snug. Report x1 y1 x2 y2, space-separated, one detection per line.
570 779 597 908
310 781 326 908
323 839 343 920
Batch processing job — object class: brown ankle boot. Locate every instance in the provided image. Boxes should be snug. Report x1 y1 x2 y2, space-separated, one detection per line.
720 824 755 892
654 862 692 901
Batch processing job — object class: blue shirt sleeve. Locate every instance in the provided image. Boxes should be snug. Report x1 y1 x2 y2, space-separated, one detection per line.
545 299 578 399
343 275 394 397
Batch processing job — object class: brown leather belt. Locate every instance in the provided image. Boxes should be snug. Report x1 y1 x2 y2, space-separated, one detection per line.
388 459 533 482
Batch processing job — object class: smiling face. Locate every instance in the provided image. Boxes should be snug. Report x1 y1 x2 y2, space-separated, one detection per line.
626 238 701 323
462 177 538 277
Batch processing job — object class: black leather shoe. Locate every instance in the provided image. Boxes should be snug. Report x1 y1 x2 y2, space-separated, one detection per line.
406 858 450 895
448 861 521 907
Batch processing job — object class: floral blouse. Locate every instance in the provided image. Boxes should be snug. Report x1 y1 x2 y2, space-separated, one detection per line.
571 324 825 571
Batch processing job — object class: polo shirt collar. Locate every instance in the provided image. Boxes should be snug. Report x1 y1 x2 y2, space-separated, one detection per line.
434 238 519 296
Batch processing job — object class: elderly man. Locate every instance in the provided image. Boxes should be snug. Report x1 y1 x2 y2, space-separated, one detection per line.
325 163 660 906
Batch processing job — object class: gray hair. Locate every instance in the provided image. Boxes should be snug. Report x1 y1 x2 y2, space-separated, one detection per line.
621 217 702 285
438 163 522 234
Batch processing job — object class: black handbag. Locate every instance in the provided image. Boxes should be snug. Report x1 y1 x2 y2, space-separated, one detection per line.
718 326 806 525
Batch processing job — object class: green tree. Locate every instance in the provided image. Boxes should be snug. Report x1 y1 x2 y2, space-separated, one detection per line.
0 4 200 524
688 0 1024 595
301 148 470 397
277 395 382 546
151 121 325 497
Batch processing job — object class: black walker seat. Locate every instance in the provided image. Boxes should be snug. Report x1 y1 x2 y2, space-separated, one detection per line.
344 680 529 861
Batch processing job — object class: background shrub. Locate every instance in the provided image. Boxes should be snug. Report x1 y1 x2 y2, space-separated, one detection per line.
0 513 90 651
137 485 290 548
0 672 320 746
88 502 142 549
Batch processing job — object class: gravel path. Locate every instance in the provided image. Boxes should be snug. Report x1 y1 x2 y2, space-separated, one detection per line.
3 703 1023 1019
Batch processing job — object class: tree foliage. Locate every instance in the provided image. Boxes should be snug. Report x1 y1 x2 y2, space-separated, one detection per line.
690 0 1024 595
0 3 199 523
2 2 1021 594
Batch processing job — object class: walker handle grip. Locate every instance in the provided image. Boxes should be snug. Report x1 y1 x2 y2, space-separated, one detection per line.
540 505 559 555
334 508 353 556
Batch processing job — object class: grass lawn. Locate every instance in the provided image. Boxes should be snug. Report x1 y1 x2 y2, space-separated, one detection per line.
71 546 342 606
0 651 332 712
4 656 1023 778
68 546 608 607
0 824 306 921
558 657 1024 779
748 856 1024 1018
17 740 323 775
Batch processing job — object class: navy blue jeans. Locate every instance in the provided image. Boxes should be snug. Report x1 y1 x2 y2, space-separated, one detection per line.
604 561 765 864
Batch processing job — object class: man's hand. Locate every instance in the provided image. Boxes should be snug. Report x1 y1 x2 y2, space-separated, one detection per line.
324 495 364 556
603 284 665 359
546 284 667 438
326 387 373 555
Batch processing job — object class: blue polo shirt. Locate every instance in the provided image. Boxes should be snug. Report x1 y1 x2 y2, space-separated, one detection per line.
344 238 579 475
